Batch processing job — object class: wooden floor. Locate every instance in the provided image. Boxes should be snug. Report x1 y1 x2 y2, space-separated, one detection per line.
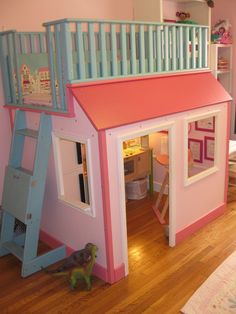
1 188 236 313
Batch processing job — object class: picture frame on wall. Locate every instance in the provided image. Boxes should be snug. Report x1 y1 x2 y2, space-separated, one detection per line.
195 116 215 132
188 138 203 163
204 136 215 161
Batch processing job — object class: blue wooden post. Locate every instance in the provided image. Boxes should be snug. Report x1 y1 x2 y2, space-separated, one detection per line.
202 27 208 68
99 23 108 77
7 32 17 103
13 32 23 104
184 26 190 69
171 26 177 71
61 21 74 81
164 26 169 71
130 24 137 75
29 34 35 53
179 26 184 70
55 24 65 110
148 25 154 72
88 22 97 78
39 33 45 53
111 24 118 76
0 33 12 103
45 25 57 108
198 27 202 68
76 22 86 80
191 27 196 69
156 26 162 72
120 24 128 75
139 25 145 73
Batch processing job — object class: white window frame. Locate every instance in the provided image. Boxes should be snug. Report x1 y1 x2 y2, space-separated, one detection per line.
184 110 220 186
52 131 95 217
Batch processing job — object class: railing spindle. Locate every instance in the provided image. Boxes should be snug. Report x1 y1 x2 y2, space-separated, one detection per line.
13 32 23 104
139 25 145 73
99 23 108 77
121 24 128 75
148 25 154 72
171 26 177 71
7 33 16 103
75 23 86 80
130 24 137 75
46 26 57 107
156 26 162 72
202 28 208 68
164 26 169 71
184 26 190 69
191 27 196 69
55 24 65 110
198 28 202 68
111 24 118 76
88 22 97 78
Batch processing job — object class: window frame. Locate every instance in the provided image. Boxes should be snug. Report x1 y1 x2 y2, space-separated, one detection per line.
52 131 95 217
184 110 220 186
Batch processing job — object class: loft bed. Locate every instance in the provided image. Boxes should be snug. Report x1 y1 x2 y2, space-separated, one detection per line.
0 18 209 115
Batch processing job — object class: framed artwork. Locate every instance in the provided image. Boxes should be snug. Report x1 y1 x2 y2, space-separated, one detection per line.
188 138 203 163
204 136 215 161
195 116 215 132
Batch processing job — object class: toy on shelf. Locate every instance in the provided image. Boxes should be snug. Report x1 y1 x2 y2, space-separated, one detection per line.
176 12 197 25
206 0 214 8
211 20 233 44
217 57 229 71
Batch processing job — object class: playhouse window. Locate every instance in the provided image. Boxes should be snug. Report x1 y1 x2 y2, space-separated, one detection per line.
184 112 219 186
52 133 95 217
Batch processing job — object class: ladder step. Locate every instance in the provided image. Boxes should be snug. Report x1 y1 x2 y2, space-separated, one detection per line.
15 167 33 176
16 128 39 138
2 241 24 261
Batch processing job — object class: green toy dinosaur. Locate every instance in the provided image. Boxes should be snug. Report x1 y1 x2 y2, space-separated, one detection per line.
52 243 98 291
45 243 93 273
69 243 98 290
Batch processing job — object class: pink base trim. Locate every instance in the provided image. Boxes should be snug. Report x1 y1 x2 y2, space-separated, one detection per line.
176 204 226 244
39 230 125 284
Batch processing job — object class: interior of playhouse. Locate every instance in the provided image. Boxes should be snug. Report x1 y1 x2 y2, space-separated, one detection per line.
123 114 217 242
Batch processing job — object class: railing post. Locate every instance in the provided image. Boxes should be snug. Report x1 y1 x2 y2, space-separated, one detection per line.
13 32 23 104
0 34 12 103
148 25 154 72
120 24 128 75
111 24 118 76
88 22 97 78
99 23 108 77
130 24 137 75
139 25 145 73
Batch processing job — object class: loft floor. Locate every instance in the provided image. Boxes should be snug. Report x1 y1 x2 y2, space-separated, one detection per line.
0 188 236 313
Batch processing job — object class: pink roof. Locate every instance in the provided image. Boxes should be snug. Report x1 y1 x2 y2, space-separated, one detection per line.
70 72 231 131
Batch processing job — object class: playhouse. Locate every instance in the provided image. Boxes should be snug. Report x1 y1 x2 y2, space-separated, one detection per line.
0 2 232 284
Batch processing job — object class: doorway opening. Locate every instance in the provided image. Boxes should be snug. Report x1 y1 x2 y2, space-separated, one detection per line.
119 126 175 275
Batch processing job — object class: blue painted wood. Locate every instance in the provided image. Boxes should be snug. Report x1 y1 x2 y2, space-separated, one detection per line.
39 33 45 53
55 24 65 110
202 28 208 68
75 23 86 80
61 22 74 81
0 34 12 103
164 26 169 71
0 110 66 276
13 32 23 104
88 22 97 78
191 27 196 69
29 34 35 53
178 26 184 70
99 23 108 77
171 26 177 71
46 26 57 108
139 25 145 73
7 33 17 103
148 25 154 72
156 26 162 72
121 24 128 75
19 33 26 54
0 211 15 257
111 24 118 76
184 26 190 69
198 28 202 68
130 24 137 75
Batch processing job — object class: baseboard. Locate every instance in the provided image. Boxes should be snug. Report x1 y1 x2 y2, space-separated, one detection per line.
39 230 124 283
175 203 226 244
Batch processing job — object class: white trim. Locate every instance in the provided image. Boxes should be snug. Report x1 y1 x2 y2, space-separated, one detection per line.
52 131 96 217
184 110 220 187
116 121 176 275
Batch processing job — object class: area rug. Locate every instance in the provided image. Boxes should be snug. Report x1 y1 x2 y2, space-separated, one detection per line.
181 251 236 313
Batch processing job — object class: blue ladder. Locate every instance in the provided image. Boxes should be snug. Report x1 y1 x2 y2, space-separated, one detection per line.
0 110 66 277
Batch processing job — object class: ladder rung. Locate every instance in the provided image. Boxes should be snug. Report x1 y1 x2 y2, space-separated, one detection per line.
15 167 33 176
2 241 24 261
16 128 39 138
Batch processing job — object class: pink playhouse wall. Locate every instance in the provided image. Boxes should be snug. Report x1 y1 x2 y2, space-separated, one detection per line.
105 102 228 270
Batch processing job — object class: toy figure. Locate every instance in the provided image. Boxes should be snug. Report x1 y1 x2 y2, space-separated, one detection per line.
45 243 93 273
211 20 232 44
176 12 197 25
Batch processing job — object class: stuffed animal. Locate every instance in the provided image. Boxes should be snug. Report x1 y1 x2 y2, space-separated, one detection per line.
211 20 232 44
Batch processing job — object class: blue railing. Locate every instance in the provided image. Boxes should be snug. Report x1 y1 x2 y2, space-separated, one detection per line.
0 19 209 114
